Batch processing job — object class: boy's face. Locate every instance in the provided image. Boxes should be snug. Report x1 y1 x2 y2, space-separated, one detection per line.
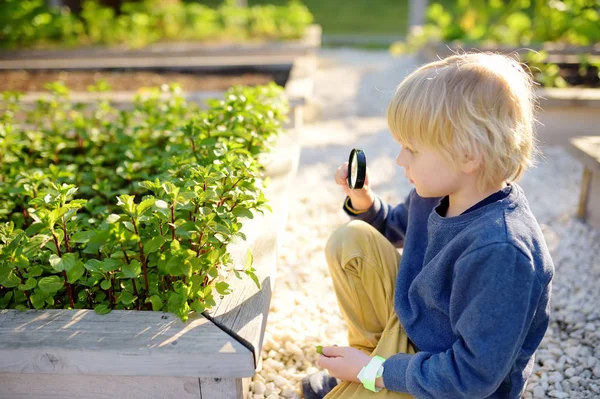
395 143 463 198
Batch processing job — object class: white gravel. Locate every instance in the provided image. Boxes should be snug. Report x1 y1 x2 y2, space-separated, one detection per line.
248 49 600 398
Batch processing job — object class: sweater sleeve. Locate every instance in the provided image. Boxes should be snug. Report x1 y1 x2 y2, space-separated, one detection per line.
343 190 413 247
382 243 544 398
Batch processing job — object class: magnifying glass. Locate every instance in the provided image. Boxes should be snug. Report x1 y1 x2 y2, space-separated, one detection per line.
348 149 367 190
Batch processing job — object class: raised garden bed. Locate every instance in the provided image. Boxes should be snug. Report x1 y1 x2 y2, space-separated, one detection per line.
0 24 322 69
0 69 276 92
9 53 316 131
0 80 302 398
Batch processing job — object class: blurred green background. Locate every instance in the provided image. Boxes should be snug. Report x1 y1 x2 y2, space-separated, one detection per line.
189 0 450 36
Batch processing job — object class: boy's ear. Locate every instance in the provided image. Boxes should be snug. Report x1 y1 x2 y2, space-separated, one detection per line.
460 152 481 174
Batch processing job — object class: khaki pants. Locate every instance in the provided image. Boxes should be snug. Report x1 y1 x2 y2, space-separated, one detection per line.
324 220 415 399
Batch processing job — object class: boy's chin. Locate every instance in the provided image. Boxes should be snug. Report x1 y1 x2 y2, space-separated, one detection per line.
414 187 444 198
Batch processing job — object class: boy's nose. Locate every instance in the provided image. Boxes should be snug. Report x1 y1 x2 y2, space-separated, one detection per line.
396 151 407 168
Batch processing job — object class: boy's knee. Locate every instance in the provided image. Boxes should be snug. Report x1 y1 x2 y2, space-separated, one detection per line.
325 220 374 262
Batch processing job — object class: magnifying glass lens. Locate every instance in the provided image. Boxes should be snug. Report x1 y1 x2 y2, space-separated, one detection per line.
351 152 358 188
347 149 366 190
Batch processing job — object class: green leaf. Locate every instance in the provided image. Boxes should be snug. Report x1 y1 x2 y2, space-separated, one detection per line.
49 253 78 272
38 276 64 293
22 234 53 258
155 200 169 209
207 249 220 265
48 207 69 226
215 281 231 295
245 249 253 268
84 259 102 273
67 261 85 283
1 271 21 288
190 300 206 313
0 292 13 308
122 221 135 232
170 239 181 252
246 267 260 290
204 293 216 307
102 258 122 273
146 294 163 311
232 207 253 219
30 293 46 309
26 266 44 278
106 214 121 224
207 267 219 278
18 277 37 291
100 279 112 290
121 259 141 279
71 231 95 243
137 198 156 215
119 291 137 305
94 304 111 315
144 236 166 254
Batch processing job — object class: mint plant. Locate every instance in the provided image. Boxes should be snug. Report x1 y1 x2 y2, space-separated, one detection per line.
0 81 288 321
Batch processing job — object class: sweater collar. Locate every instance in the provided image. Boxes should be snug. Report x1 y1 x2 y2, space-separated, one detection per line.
428 183 521 227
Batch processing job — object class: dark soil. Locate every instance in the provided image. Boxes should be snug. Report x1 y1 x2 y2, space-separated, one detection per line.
554 63 600 88
0 70 277 92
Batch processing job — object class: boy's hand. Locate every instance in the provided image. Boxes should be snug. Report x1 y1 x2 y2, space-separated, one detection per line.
334 162 375 211
317 346 371 384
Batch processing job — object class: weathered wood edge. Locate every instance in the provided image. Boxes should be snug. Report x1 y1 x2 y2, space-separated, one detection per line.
418 41 600 63
0 308 254 378
568 136 600 174
537 88 600 109
203 127 301 370
0 25 321 61
0 374 203 399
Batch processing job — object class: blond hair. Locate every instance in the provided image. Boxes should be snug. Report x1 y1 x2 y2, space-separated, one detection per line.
387 52 537 191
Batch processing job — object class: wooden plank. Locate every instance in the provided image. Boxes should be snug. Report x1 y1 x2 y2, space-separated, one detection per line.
0 309 254 378
538 88 600 108
0 25 321 61
569 136 600 173
577 168 593 220
200 377 243 399
0 54 296 71
587 170 600 229
0 374 201 399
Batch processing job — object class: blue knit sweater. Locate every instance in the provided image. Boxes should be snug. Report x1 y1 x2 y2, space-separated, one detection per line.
344 184 553 398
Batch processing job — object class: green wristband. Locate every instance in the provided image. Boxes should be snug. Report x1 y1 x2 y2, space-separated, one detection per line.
357 355 386 393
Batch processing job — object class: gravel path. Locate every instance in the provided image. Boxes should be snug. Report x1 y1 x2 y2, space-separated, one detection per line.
247 49 600 399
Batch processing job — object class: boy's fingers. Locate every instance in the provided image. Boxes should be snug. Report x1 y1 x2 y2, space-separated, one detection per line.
317 353 343 370
322 345 342 357
335 164 349 187
340 162 349 179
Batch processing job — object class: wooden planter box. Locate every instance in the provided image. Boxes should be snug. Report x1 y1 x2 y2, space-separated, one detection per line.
6 52 317 133
0 25 321 71
0 119 301 398
1 28 319 397
418 42 600 147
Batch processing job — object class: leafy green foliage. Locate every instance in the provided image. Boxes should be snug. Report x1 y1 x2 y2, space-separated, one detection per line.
0 81 288 321
401 0 600 47
390 0 599 88
0 0 313 50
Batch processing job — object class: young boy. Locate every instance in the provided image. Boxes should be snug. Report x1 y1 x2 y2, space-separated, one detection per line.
302 53 554 399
